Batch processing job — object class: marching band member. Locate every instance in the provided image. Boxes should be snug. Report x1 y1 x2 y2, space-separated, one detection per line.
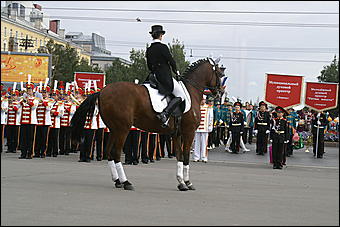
79 83 98 162
18 79 40 159
47 83 64 157
59 84 77 156
193 96 214 162
6 84 22 154
34 83 53 158
1 84 9 153
270 106 289 169
254 101 271 155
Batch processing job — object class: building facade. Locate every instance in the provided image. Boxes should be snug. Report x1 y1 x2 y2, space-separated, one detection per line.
1 1 91 61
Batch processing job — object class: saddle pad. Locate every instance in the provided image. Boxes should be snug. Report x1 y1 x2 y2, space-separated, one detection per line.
143 78 191 114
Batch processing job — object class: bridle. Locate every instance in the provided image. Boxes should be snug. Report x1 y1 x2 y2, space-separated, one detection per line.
180 58 223 97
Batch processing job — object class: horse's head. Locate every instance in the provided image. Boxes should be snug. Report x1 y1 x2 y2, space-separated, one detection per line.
205 57 225 98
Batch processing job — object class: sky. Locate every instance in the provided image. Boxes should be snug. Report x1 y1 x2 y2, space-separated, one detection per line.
34 1 339 103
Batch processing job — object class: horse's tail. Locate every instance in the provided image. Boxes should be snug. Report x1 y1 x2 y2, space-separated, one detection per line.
71 92 100 143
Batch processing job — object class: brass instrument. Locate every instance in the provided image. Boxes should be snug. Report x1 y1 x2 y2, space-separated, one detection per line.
70 93 81 105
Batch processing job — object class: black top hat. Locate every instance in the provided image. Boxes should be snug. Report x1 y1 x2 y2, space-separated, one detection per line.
149 25 166 34
234 101 242 107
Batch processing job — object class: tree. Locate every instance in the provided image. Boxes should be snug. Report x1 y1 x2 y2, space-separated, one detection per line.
105 58 130 84
318 55 339 83
75 58 103 73
168 39 190 75
317 55 339 117
128 48 149 83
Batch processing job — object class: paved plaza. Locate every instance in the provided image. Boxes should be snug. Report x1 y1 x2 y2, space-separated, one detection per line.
1 144 339 226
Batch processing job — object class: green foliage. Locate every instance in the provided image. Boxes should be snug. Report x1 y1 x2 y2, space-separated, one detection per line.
317 55 339 117
318 55 339 83
105 58 130 84
168 39 190 75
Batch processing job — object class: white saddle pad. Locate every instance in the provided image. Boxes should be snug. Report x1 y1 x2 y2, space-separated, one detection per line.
143 78 191 114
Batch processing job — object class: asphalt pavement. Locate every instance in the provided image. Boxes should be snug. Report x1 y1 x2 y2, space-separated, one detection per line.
1 144 339 226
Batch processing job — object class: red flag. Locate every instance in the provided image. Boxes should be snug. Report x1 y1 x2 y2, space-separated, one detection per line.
265 73 304 108
304 82 338 111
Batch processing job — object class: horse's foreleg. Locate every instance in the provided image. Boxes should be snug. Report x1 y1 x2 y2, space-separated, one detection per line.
172 135 189 191
183 132 196 190
112 130 134 190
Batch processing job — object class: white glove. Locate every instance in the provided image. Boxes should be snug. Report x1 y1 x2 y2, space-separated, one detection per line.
269 139 273 143
240 132 243 134
176 70 180 76
317 121 321 125
284 140 289 144
219 119 223 124
254 129 258 134
266 130 270 134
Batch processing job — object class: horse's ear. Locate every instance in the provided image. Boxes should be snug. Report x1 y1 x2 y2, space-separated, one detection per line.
214 55 222 64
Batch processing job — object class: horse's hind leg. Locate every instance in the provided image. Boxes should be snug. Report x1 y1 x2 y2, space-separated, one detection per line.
111 130 134 191
107 132 123 189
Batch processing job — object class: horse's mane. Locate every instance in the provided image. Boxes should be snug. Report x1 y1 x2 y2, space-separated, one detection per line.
183 58 209 78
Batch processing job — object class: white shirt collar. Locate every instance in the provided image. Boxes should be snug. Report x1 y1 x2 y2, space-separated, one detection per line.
152 39 162 43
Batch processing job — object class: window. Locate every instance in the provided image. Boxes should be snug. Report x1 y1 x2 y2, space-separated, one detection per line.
40 39 42 46
20 4 25 18
3 43 6 51
15 31 18 38
21 32 23 38
4 27 7 36
9 29 12 37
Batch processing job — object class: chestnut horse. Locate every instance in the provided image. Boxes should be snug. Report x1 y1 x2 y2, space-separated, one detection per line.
71 58 224 191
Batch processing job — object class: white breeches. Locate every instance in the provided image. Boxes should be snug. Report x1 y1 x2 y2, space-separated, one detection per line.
193 132 209 161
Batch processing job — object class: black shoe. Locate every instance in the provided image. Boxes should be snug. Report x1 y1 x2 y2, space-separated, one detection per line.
156 112 169 127
26 156 32 159
64 153 69 156
46 154 51 157
142 160 148 164
53 155 57 157
78 159 86 162
168 155 174 158
85 159 91 162
18 156 26 159
33 155 40 158
150 159 155 163
40 155 46 158
156 157 161 161
97 158 102 161
132 161 138 165
6 150 13 153
124 162 132 165
114 179 123 188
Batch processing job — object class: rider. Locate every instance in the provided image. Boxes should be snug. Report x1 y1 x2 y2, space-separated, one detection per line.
146 25 182 128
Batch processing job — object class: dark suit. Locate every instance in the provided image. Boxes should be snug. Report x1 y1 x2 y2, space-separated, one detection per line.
229 112 244 153
270 118 289 168
146 41 178 96
254 111 271 155
311 113 328 158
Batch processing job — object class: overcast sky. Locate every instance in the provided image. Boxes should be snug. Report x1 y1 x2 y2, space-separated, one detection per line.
36 1 339 103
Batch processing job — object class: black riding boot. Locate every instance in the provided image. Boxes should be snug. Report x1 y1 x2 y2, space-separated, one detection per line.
156 97 182 128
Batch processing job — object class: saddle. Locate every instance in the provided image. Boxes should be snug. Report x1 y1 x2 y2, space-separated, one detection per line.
143 73 191 117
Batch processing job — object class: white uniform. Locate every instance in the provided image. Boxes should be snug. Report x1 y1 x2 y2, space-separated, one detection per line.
1 97 9 125
193 103 214 162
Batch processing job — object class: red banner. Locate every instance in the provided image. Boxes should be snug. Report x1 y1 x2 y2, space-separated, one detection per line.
74 72 106 89
305 82 339 111
264 73 304 108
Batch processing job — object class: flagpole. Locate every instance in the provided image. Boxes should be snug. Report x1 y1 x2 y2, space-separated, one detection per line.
315 113 320 159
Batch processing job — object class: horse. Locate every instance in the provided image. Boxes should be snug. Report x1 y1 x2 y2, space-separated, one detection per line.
71 57 225 191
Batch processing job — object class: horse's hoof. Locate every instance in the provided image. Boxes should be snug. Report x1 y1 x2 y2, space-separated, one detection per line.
185 181 196 190
177 183 189 191
114 179 123 188
123 181 134 190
